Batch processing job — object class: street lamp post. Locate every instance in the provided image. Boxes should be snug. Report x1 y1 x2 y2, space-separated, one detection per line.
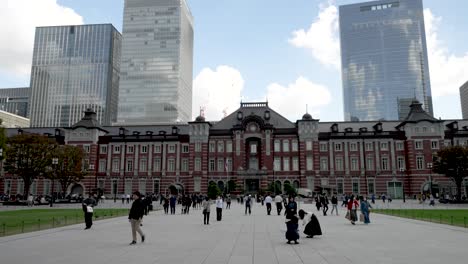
427 162 433 198
50 157 58 207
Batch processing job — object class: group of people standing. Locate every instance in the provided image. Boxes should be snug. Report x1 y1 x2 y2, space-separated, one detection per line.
345 195 371 225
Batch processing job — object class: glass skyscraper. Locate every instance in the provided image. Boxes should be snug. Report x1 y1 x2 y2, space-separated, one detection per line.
0 87 30 118
29 24 121 127
339 0 433 121
117 0 194 124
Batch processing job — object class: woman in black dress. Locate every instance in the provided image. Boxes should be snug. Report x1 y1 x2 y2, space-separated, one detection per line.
298 209 322 238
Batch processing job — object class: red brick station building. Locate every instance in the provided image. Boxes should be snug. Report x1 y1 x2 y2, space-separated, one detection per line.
2 101 468 199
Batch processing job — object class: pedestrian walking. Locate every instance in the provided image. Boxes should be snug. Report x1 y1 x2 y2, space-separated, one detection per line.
169 195 177 214
315 196 322 211
128 191 145 245
321 195 329 216
330 194 339 216
216 196 223 221
82 194 96 230
274 194 283 215
359 197 371 224
265 194 273 215
163 197 169 214
245 194 252 215
202 196 211 225
346 196 359 225
298 209 322 238
226 195 231 209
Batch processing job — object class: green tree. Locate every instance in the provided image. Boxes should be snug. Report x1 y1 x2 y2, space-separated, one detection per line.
267 181 282 195
207 182 221 199
433 146 468 201
227 180 237 193
283 182 297 196
45 145 88 195
4 134 56 196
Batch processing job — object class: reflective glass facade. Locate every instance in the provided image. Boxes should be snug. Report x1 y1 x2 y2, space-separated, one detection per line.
118 0 194 124
0 87 30 118
29 24 121 127
340 0 433 121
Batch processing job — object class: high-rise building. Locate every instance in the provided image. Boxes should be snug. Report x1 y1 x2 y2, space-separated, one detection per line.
117 0 194 125
339 0 433 121
29 24 121 127
0 87 30 118
460 81 468 119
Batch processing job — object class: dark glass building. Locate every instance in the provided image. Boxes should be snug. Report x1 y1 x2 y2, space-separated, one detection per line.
339 0 433 121
29 24 121 127
0 87 30 118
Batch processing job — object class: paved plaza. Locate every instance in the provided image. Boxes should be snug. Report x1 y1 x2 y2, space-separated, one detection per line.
1 201 467 264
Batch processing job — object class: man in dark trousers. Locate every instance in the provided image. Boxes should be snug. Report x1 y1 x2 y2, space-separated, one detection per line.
82 194 96 230
169 195 177 214
129 191 145 245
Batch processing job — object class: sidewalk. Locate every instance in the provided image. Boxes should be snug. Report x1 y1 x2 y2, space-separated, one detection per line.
0 202 467 264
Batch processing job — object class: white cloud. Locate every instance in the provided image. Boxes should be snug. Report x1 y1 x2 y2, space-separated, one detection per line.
192 66 244 121
424 8 468 97
289 1 340 69
0 0 83 77
266 77 332 121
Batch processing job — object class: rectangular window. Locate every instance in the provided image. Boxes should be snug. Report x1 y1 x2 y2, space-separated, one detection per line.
367 178 375 194
168 145 176 153
125 179 132 195
114 146 121 153
335 157 343 171
292 157 299 171
320 158 328 171
153 158 161 172
351 157 359 171
209 142 216 152
182 145 189 153
250 143 257 154
431 141 439 149
381 157 389 170
417 156 424 170
97 179 105 190
274 157 281 171
227 158 232 171
141 145 148 153
111 179 118 196
352 178 359 194
43 180 50 195
365 143 373 151
306 156 313 170
350 143 357 151
181 159 188 172
140 159 147 172
334 143 342 151
139 179 146 194
306 140 313 151
274 140 281 152
226 141 233 152
397 157 405 170
283 158 290 171
195 158 201 171
366 157 374 170
320 142 328 152
100 145 107 154
337 179 344 194
17 179 24 194
415 141 423 150
396 142 404 151
168 159 175 172
283 140 290 152
380 142 388 151
112 159 119 172
209 159 215 171
83 145 90 153
4 179 12 194
153 179 160 194
292 140 298 152
127 160 134 172
195 142 201 152
217 158 224 172
194 177 201 192
154 145 161 153
99 159 106 173
217 141 224 153
127 146 134 153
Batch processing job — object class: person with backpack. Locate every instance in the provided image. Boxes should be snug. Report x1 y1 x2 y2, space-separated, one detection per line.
245 194 252 215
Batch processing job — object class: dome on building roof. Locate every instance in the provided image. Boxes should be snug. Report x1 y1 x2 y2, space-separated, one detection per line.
302 113 313 120
195 115 205 122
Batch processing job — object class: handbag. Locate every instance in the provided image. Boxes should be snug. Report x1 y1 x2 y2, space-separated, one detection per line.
345 211 350 220
202 209 207 214
87 206 94 213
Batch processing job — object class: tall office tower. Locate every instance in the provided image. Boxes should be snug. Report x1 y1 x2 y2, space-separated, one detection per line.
460 81 468 119
29 24 121 127
339 0 433 121
0 87 30 118
117 0 194 124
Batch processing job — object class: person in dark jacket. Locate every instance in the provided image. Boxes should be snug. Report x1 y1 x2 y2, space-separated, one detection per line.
285 196 299 244
128 191 145 245
298 209 322 238
82 194 96 230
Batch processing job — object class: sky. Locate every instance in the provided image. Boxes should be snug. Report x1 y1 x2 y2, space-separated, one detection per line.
1 0 467 122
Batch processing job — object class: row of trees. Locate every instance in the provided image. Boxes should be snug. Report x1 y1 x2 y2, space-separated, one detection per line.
2 133 87 197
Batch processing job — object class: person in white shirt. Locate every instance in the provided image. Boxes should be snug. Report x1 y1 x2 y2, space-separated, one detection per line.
216 196 223 221
274 194 283 215
265 194 273 215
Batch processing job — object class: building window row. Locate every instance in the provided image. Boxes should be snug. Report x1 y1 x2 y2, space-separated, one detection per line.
274 140 299 152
